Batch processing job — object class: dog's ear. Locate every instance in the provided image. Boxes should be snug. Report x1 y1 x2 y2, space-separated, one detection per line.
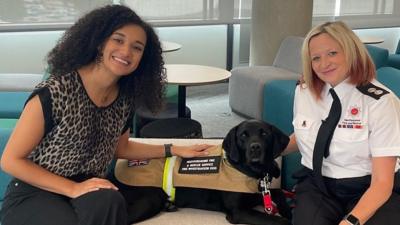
269 125 290 158
222 126 240 163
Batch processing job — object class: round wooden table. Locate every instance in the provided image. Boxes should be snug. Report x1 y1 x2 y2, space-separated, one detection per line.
165 64 231 117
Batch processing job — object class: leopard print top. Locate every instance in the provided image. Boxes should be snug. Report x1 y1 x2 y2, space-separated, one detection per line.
27 71 134 178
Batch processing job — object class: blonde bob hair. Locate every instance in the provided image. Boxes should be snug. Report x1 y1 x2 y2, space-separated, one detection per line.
301 21 376 99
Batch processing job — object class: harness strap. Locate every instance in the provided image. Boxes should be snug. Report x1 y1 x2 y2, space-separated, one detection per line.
162 156 177 202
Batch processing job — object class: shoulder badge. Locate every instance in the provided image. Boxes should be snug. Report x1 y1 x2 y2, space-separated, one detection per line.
356 82 389 100
296 80 308 88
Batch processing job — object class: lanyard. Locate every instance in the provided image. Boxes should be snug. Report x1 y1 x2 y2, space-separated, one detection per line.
260 174 277 215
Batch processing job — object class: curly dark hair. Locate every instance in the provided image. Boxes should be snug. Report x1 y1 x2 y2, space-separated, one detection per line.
47 4 165 112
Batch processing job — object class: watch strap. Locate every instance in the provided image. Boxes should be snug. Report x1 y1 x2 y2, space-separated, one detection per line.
344 213 360 225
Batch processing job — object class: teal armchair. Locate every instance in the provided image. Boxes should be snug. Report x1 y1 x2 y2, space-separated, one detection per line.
365 44 389 69
387 39 400 70
0 73 41 130
0 128 13 204
262 80 299 191
376 67 400 97
0 91 31 129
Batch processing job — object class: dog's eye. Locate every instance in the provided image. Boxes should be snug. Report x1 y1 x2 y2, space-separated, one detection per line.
240 132 248 139
261 131 267 136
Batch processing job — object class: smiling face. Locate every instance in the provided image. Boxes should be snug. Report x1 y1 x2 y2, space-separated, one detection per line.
309 33 349 87
100 24 147 76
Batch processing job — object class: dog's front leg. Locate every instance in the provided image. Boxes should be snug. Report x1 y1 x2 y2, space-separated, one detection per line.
120 186 168 223
270 189 292 220
222 193 292 225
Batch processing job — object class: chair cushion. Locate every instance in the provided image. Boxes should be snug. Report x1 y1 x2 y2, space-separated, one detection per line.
376 67 400 97
387 54 400 70
229 66 300 119
365 45 389 69
0 128 13 201
0 92 31 118
262 79 300 191
272 36 304 74
0 119 18 129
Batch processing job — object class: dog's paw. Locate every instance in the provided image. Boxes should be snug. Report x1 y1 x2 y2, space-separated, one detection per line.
164 201 178 212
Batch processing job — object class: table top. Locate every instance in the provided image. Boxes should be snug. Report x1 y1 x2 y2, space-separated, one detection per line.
359 36 384 44
165 64 231 86
161 41 182 52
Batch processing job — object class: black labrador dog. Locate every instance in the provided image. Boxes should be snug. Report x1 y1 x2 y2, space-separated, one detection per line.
112 120 292 225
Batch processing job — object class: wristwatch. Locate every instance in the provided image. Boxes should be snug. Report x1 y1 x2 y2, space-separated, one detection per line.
343 213 360 225
164 143 173 158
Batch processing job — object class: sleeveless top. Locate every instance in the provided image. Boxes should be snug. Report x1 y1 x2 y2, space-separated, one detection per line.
27 71 134 178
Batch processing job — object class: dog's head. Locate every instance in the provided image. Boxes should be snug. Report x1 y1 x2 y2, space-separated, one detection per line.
222 119 289 179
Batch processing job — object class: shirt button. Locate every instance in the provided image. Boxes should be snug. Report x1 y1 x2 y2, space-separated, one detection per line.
14 182 19 187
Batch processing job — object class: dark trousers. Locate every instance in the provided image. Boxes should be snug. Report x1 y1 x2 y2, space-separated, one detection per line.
0 179 128 225
293 168 400 225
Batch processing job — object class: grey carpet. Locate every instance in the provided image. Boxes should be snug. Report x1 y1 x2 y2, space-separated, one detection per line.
186 82 248 138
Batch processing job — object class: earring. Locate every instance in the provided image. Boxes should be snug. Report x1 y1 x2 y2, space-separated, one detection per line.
95 53 103 64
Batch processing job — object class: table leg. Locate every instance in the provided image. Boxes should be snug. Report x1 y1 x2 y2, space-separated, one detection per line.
178 85 186 118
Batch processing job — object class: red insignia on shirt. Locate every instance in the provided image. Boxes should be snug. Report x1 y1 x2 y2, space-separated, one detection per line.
351 108 359 115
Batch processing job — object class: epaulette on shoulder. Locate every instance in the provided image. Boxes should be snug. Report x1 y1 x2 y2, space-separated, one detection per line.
296 80 309 89
356 82 389 100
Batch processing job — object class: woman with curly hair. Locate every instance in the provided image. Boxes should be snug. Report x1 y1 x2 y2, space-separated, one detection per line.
0 5 209 225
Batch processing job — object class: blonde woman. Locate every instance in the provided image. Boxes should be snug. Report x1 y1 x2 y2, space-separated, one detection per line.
284 21 400 225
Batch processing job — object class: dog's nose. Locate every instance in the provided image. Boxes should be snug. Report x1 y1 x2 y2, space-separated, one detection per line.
249 143 261 157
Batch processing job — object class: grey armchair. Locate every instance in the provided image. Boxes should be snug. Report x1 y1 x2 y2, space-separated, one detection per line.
228 36 303 119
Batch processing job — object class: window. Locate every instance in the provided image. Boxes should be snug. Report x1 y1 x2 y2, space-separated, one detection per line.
122 0 251 26
123 0 220 25
0 0 251 31
313 0 400 28
0 0 112 31
2 0 398 31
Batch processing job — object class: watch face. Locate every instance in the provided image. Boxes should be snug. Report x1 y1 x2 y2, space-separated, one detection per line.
346 214 359 225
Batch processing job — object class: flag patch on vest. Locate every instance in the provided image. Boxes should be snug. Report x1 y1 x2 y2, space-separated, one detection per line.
179 156 221 174
128 159 150 167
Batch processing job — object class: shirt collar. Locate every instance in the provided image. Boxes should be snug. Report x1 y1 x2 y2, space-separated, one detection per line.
322 77 354 100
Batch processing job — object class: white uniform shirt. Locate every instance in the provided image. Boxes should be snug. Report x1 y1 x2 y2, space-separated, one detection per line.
293 78 400 178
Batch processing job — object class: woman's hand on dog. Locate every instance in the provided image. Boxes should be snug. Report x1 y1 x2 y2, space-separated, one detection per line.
172 144 212 158
68 177 119 198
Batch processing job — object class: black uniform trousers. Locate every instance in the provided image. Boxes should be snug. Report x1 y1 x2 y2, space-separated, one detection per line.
0 178 128 225
293 168 400 225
